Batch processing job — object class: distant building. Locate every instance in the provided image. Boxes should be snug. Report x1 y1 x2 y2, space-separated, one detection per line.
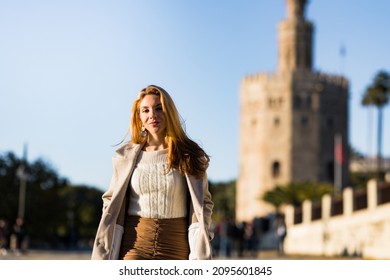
237 0 349 221
350 157 390 173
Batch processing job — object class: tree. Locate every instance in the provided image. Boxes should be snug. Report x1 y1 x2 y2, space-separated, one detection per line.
261 185 286 212
361 70 390 180
0 151 103 249
261 181 333 211
349 145 372 189
209 180 236 222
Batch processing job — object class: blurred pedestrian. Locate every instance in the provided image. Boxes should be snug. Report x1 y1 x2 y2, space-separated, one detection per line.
0 218 9 256
12 218 27 255
276 216 287 255
235 221 245 257
91 85 214 260
211 222 220 257
225 218 236 257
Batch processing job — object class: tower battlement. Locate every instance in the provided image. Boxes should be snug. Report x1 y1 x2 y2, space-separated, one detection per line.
313 71 349 89
243 71 348 89
242 72 275 84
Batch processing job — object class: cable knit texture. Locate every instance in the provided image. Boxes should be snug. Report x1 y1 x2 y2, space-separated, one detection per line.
128 149 188 219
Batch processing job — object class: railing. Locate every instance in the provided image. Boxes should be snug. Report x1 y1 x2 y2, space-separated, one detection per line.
293 206 302 224
285 179 390 225
311 201 322 221
378 183 390 205
331 196 343 217
353 188 367 211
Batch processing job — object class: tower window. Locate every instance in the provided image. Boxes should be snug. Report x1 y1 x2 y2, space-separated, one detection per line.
272 161 281 178
268 97 284 109
306 96 312 108
251 118 257 127
274 117 280 126
279 97 284 107
294 95 301 109
326 161 334 182
326 117 334 129
301 116 308 126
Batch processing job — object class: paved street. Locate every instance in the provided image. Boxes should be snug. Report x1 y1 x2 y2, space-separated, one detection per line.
0 249 363 260
0 249 91 260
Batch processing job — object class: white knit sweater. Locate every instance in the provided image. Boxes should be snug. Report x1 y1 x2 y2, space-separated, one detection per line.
128 149 188 219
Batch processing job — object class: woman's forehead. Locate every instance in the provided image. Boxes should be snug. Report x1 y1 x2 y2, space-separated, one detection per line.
140 94 161 107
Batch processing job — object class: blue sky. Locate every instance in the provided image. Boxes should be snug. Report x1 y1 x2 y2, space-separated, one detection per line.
1 0 389 192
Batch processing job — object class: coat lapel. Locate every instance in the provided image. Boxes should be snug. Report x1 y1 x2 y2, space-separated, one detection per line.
112 143 144 192
105 143 144 220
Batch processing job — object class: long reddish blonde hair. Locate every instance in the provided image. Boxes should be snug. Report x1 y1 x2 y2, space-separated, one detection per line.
129 85 209 178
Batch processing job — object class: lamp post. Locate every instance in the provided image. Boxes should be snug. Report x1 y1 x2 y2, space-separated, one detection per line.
16 164 26 220
16 144 28 220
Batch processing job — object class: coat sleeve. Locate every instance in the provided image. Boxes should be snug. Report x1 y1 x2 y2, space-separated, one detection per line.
101 167 115 212
202 172 214 240
101 147 127 212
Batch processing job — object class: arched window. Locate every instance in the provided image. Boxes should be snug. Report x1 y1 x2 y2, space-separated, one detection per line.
326 161 334 182
306 95 312 108
272 161 281 178
294 95 301 109
274 117 280 126
301 116 308 126
251 118 257 127
326 117 334 129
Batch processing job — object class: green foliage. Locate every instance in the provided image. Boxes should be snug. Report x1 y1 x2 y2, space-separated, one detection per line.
58 185 103 238
361 70 390 181
209 180 236 223
349 145 365 161
262 186 286 210
349 172 372 189
261 181 333 210
0 151 103 248
361 70 390 108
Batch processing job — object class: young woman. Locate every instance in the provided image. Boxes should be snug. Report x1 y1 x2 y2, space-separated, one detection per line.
91 85 214 260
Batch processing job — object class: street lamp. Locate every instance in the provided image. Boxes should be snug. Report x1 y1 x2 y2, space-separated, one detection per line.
16 163 27 220
16 144 28 220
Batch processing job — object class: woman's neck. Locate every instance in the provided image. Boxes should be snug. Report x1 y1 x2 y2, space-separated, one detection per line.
143 135 167 151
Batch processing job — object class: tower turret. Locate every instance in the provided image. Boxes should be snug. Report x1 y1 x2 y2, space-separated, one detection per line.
278 0 313 72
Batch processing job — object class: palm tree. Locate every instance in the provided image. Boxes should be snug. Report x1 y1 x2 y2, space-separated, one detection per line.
361 70 390 180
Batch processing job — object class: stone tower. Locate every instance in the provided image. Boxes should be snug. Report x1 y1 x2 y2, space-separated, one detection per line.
237 0 349 221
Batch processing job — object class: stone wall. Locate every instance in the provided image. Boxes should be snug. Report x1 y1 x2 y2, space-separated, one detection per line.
283 180 390 259
238 72 294 220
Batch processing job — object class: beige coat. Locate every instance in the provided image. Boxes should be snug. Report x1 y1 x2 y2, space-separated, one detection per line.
91 142 214 260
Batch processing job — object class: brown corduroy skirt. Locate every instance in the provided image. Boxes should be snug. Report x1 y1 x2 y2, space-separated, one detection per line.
119 215 190 260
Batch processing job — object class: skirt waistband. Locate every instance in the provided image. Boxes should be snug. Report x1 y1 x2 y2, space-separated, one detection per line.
120 215 189 260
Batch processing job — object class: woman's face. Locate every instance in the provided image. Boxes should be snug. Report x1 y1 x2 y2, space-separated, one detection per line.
139 94 167 138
